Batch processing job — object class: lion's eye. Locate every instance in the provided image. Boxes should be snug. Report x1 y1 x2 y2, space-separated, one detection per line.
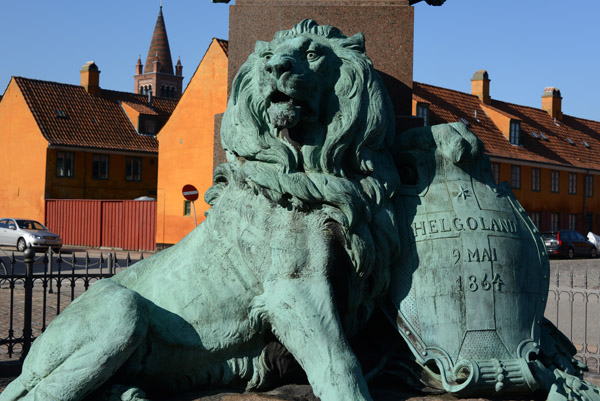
263 53 273 61
306 51 319 61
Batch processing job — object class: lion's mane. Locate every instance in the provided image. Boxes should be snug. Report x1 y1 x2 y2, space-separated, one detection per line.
213 19 401 336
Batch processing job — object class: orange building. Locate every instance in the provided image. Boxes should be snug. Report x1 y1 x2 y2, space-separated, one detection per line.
155 39 228 248
413 70 600 234
0 62 177 224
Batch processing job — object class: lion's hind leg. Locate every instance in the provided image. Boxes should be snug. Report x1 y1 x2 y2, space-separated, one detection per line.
0 279 149 401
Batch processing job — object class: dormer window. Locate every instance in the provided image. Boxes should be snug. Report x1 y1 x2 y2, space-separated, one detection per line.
509 120 520 145
416 103 430 127
138 115 157 135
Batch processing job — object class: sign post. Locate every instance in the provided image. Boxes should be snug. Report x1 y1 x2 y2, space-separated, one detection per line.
182 184 199 227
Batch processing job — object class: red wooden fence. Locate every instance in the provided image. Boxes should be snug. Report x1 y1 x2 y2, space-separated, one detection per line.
45 200 156 251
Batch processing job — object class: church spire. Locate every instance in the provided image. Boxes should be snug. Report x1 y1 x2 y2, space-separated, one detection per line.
144 6 174 75
134 4 182 98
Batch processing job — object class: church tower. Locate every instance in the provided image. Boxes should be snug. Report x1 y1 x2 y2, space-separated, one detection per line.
134 6 183 99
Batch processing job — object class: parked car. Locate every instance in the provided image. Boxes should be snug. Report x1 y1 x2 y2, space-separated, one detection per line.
542 230 597 259
0 218 62 252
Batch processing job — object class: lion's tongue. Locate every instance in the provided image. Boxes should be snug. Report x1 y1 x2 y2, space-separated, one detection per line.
267 100 301 129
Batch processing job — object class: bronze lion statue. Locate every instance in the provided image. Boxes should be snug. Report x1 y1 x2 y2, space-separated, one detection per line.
1 20 401 401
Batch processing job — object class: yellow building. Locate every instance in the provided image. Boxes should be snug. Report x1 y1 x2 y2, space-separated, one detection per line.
0 63 176 223
413 70 600 233
155 39 229 248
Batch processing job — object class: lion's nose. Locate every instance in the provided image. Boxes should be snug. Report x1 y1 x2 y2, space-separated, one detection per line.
265 56 293 78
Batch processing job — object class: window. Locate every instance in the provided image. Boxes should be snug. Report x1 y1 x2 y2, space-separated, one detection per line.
585 212 593 233
531 168 540 192
183 200 192 216
145 119 156 134
585 175 594 197
569 214 577 231
56 151 74 177
509 121 520 145
550 170 560 193
491 163 500 184
530 212 541 229
92 154 109 180
551 213 560 231
125 157 142 181
568 173 577 194
416 103 429 126
510 165 521 189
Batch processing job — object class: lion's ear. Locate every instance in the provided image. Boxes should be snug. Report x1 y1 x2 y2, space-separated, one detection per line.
254 40 269 54
341 33 365 53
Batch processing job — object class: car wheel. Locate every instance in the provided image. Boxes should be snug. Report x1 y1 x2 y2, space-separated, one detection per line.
17 238 27 252
591 248 598 258
568 247 575 259
52 247 61 254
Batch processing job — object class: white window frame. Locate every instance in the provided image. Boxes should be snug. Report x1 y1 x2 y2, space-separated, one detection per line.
585 174 594 197
510 165 521 189
568 173 577 195
551 213 560 231
509 121 520 145
531 168 541 191
569 214 577 231
92 154 109 180
416 103 430 127
491 163 500 184
550 170 560 193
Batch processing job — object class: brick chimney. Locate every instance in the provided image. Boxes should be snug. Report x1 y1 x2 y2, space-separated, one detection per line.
80 61 100 95
471 70 491 105
542 87 562 120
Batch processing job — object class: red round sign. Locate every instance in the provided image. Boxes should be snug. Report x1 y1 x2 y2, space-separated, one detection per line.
182 184 199 201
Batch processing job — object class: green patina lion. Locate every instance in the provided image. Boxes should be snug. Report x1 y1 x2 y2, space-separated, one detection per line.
1 20 401 401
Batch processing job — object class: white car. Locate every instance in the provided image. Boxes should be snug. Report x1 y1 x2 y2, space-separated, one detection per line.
0 218 62 252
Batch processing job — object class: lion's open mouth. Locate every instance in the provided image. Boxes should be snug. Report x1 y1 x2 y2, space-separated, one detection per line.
267 91 302 130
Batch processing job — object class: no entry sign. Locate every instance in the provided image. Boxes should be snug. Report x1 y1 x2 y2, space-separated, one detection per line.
182 184 199 201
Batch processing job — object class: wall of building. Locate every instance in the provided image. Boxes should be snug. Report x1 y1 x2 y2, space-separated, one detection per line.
45 149 158 200
0 80 49 222
156 39 228 247
494 160 600 233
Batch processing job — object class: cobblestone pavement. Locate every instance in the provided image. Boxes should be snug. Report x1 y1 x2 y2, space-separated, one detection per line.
0 281 88 360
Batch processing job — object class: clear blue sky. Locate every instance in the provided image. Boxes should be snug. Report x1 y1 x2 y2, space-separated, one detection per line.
1 1 598 121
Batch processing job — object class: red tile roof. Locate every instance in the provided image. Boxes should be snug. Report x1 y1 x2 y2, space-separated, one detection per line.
14 77 177 153
413 82 600 172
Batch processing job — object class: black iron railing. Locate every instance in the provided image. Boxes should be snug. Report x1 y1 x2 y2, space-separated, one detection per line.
0 248 142 363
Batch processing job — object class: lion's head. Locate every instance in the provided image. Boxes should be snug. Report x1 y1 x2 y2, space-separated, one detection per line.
218 20 401 336
222 19 396 179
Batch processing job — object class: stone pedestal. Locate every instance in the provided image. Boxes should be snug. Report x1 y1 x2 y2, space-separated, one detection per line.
227 0 414 116
213 0 418 167
143 384 547 401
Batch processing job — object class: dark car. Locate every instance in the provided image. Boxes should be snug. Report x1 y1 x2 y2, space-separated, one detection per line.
542 230 597 259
